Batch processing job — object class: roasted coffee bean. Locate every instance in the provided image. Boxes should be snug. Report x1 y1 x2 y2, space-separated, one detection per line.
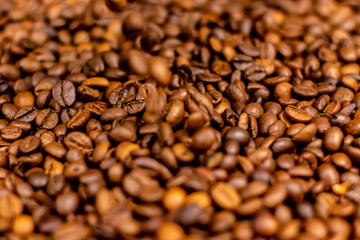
36 108 59 129
44 142 67 159
210 182 241 210
55 192 79 215
14 107 37 122
108 86 129 107
52 80 76 107
84 101 109 116
284 105 312 123
64 131 93 154
123 94 146 114
253 211 279 237
19 135 40 154
198 73 222 83
66 109 91 130
244 65 267 82
1 126 22 141
323 127 343 152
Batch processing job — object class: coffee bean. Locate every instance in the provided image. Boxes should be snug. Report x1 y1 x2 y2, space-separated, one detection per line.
285 105 312 123
52 80 76 107
53 223 91 240
14 107 37 122
198 72 222 83
210 182 241 210
323 126 343 152
150 57 171 86
292 123 317 143
292 84 318 98
156 222 185 240
55 192 79 215
123 170 164 202
64 131 93 154
12 214 34 236
36 108 59 129
211 60 232 77
345 119 360 136
331 152 352 170
123 94 146 114
318 163 339 185
28 171 48 188
253 211 279 237
191 127 217 151
244 65 267 82
13 91 35 108
0 191 23 218
1 126 22 141
66 109 91 130
19 135 40 154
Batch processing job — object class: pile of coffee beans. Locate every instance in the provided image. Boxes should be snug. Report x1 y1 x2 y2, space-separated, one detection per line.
2 0 360 239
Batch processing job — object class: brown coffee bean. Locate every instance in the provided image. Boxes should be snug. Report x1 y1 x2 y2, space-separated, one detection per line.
84 101 109 116
198 72 222 83
36 108 59 129
268 120 287 137
12 214 34 236
312 116 331 134
2 103 19 121
163 187 186 211
45 142 67 159
53 223 91 240
263 183 288 208
331 152 352 170
150 57 171 86
278 219 301 240
28 171 48 188
292 84 318 98
82 77 110 88
292 123 317 143
345 119 360 136
64 131 93 154
123 170 164 202
211 60 232 77
100 108 128 123
19 135 40 154
105 0 128 12
172 143 194 162
1 126 22 141
244 65 267 82
14 107 37 122
234 221 254 240
318 163 339 185
289 166 314 178
122 11 144 37
156 222 185 240
323 127 343 152
108 86 128 107
0 192 23 218
13 91 35 108
123 94 146 114
253 211 279 237
191 127 217 151
66 109 91 130
52 80 76 107
55 192 79 215
285 105 312 123
210 182 241 210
